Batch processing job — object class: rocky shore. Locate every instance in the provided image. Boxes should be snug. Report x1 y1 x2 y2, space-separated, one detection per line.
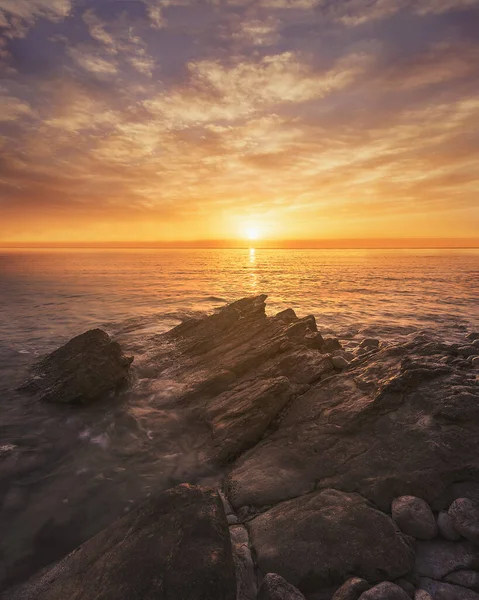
4 295 479 600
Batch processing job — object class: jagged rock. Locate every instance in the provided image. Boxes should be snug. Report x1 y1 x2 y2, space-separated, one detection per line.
444 569 479 590
22 329 133 404
248 489 414 595
358 582 410 599
257 573 305 600
332 577 370 600
414 591 432 600
419 577 479 599
415 540 479 579
276 309 298 324
449 498 479 544
392 496 438 540
437 511 461 541
4 484 236 600
323 338 342 352
227 333 479 512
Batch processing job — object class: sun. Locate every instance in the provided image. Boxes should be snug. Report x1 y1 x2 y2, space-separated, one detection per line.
245 225 261 241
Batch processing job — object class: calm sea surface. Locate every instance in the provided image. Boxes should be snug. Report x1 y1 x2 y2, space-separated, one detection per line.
0 248 478 588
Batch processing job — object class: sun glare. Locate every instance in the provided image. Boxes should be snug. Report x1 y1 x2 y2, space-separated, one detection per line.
246 225 260 241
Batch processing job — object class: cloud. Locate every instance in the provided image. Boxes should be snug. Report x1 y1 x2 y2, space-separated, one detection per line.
0 93 36 121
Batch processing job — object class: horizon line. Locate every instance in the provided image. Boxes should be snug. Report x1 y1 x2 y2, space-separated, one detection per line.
1 237 479 250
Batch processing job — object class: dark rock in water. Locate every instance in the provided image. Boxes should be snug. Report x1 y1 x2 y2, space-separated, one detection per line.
445 569 479 590
458 345 479 358
4 484 236 600
391 496 438 540
358 582 410 599
22 329 133 404
415 540 479 579
467 333 479 342
332 577 370 600
419 577 479 599
257 573 306 599
248 488 414 594
449 498 479 544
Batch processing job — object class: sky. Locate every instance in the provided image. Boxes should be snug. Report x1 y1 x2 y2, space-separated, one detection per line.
0 0 478 245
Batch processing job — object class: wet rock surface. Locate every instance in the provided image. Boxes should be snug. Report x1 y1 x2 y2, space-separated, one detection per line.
22 329 133 404
4 297 479 600
4 484 236 600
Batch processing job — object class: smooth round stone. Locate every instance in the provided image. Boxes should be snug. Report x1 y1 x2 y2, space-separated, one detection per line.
437 510 461 541
445 569 479 590
449 498 479 545
359 582 410 599
257 573 305 600
332 577 370 600
392 496 438 540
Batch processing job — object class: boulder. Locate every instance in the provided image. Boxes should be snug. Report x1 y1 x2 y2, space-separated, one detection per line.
22 329 133 404
257 573 305 600
444 569 479 590
248 489 414 595
395 578 416 597
323 338 342 352
449 498 479 544
4 484 236 600
359 339 380 350
276 309 298 324
358 582 410 599
415 540 479 579
391 496 438 540
332 577 370 600
419 577 479 599
437 510 461 541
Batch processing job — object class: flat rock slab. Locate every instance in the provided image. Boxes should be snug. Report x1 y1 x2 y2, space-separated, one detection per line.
248 488 414 595
4 484 236 600
227 335 479 511
22 329 133 404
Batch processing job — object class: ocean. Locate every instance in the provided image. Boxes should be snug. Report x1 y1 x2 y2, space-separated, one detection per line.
0 247 478 589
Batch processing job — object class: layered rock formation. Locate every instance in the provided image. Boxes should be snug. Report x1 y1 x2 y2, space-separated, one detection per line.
9 295 479 599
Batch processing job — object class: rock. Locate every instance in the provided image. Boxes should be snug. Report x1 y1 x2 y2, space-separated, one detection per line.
358 582 410 599
395 578 416 597
472 356 479 367
257 573 306 600
467 333 479 342
458 346 479 358
392 496 438 539
304 331 325 349
414 591 432 600
415 540 479 579
22 329 133 404
332 577 370 600
444 569 479 590
231 524 257 600
359 339 380 350
4 484 236 600
276 309 298 324
433 482 479 511
473 340 479 349
248 488 414 594
449 498 479 544
323 338 342 352
227 514 239 525
227 333 479 512
419 577 479 599
437 510 461 541
332 356 349 370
